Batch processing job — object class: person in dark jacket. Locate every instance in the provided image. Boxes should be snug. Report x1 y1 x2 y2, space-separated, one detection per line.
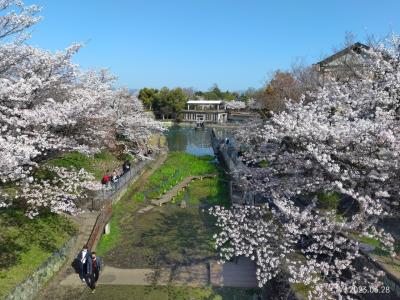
87 252 103 293
77 245 92 282
122 160 131 174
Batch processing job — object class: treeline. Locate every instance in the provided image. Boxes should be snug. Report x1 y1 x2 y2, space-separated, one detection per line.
139 34 372 119
247 66 320 112
138 68 321 120
193 85 240 101
138 87 187 119
138 85 248 119
249 35 370 113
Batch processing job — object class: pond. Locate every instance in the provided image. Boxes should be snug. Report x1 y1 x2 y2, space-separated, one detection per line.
165 124 235 156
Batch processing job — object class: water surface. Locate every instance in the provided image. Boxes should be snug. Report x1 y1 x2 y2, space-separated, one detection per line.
165 124 235 156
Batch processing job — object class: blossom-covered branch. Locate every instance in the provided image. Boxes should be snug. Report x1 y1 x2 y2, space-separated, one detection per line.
0 1 163 213
212 35 400 298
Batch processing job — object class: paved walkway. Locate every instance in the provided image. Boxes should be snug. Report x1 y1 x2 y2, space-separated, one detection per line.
60 264 209 287
36 211 98 299
58 257 258 289
210 257 258 288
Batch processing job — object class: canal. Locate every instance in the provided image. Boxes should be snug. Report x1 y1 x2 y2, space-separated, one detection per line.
92 124 261 299
98 124 233 268
165 124 235 156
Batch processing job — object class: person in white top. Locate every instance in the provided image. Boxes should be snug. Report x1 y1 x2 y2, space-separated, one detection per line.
76 245 92 282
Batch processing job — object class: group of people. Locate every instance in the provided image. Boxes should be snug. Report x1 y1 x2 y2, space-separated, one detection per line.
101 160 131 187
76 245 103 293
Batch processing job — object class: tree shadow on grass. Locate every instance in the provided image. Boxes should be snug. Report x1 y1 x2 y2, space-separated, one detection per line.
137 285 262 300
139 207 217 266
0 234 25 269
0 208 73 270
106 206 218 270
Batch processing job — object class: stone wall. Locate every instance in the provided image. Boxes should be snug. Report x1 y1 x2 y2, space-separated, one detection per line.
5 235 77 300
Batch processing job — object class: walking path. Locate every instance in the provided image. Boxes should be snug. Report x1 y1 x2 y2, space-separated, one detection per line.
36 153 168 299
58 258 258 288
35 211 98 299
60 264 209 287
210 257 258 288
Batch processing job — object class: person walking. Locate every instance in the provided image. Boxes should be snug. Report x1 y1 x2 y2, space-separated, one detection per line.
87 252 103 293
112 170 118 181
77 245 92 283
117 167 123 177
101 173 110 185
123 160 131 174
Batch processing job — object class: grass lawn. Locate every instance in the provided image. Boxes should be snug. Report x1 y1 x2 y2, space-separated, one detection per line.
47 150 123 180
0 150 119 298
138 152 220 201
173 176 229 207
317 192 341 211
102 206 218 268
97 152 228 267
0 149 122 295
0 209 77 298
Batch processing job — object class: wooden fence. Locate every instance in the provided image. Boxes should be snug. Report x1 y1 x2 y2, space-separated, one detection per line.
86 201 112 250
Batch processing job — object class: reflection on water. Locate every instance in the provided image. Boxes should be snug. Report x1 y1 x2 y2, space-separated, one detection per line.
165 125 235 156
166 125 213 156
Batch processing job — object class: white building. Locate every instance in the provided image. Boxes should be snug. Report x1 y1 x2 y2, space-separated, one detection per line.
181 100 228 123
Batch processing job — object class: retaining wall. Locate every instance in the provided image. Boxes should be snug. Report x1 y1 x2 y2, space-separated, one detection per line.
5 235 77 300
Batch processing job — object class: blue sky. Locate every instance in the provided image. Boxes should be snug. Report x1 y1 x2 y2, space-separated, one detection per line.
25 0 400 91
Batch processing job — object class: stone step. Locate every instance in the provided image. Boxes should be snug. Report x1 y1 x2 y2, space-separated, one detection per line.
138 206 154 214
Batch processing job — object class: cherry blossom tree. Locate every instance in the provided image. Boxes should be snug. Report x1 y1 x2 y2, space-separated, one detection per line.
211 36 400 299
225 100 246 110
0 1 162 215
18 167 100 218
0 0 41 41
